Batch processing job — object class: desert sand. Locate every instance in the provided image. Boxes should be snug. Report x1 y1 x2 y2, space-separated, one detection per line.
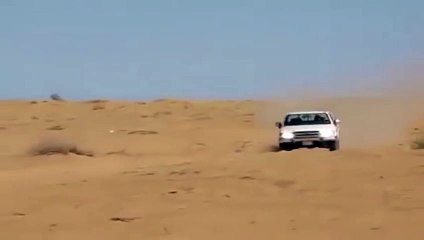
0 98 423 240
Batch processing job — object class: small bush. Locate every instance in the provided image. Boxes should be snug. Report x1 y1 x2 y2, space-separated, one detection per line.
47 125 65 131
127 130 158 135
85 99 108 104
92 105 105 110
30 136 93 157
411 136 424 150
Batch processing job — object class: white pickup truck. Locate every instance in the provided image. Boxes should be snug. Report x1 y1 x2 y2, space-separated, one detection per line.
275 111 340 151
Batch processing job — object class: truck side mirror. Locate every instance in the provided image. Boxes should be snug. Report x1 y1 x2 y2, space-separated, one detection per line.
275 121 282 128
335 119 340 124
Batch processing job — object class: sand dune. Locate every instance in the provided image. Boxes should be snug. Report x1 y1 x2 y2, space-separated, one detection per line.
0 98 423 240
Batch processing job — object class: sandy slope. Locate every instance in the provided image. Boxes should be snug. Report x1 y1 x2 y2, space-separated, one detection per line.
0 99 423 240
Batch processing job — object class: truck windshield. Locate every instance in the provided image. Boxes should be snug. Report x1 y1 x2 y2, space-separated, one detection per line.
284 113 331 126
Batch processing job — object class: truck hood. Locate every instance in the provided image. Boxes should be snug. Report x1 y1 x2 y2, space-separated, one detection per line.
281 124 335 133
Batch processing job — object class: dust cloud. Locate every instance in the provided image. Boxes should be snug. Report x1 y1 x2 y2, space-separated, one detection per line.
256 61 424 148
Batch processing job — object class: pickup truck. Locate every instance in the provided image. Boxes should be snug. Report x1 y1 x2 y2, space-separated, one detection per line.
275 111 340 151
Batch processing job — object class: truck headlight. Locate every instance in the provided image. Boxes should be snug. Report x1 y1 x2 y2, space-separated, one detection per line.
320 129 335 138
281 132 294 139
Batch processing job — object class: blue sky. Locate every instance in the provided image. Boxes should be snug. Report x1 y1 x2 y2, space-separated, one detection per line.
1 0 423 100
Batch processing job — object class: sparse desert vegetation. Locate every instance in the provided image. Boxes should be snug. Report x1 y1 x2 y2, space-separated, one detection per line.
92 105 105 110
47 125 65 131
411 135 424 149
29 136 93 157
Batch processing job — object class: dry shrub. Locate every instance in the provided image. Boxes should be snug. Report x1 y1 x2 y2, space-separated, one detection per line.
92 105 105 110
29 136 93 157
47 125 65 131
127 130 158 135
85 99 108 104
411 136 424 150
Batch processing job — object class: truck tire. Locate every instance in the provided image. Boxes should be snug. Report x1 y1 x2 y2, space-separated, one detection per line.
279 143 293 151
329 140 340 151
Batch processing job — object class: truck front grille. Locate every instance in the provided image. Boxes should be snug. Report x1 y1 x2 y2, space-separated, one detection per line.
293 131 320 140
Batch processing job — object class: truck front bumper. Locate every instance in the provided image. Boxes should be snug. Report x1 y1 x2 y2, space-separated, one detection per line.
279 136 336 143
279 137 337 147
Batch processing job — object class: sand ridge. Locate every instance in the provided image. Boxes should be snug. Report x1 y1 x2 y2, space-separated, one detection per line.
0 98 423 240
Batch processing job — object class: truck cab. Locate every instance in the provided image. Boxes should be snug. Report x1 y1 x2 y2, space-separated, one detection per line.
275 111 340 151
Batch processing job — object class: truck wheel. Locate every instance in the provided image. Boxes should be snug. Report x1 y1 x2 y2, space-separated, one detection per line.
279 143 293 151
329 140 340 151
